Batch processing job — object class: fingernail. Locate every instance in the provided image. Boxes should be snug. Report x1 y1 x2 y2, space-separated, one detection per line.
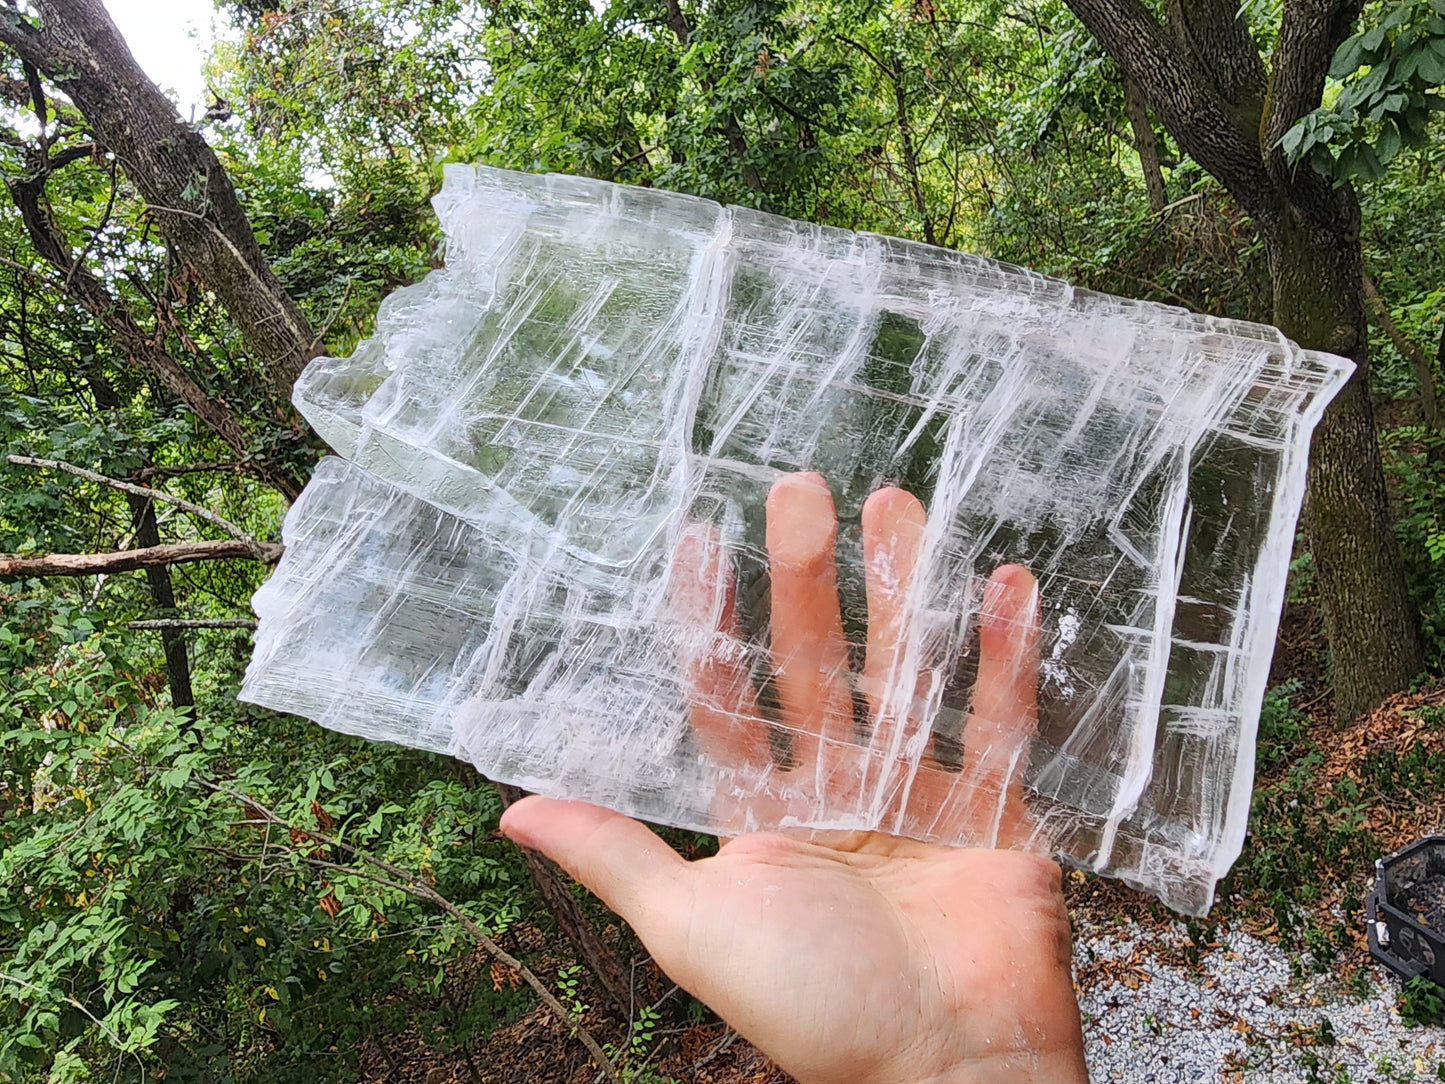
766 473 836 572
980 565 1038 632
497 812 526 846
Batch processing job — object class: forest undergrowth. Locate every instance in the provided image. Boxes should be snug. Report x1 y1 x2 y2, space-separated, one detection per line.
3 0 1445 1080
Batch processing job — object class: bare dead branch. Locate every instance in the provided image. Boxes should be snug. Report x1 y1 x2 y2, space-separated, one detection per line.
198 781 621 1081
127 618 258 630
6 454 266 557
0 540 282 578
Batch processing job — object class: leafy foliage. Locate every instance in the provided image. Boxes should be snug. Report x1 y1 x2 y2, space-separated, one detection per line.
1282 0 1445 181
2 0 1445 1077
1398 974 1445 1027
0 613 533 1081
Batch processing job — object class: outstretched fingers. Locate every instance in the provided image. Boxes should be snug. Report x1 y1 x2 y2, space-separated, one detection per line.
900 563 1041 846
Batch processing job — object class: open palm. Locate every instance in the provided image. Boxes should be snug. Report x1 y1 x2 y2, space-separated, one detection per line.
501 475 1088 1084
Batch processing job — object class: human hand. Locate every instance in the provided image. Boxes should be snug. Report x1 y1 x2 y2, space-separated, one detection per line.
500 474 1088 1084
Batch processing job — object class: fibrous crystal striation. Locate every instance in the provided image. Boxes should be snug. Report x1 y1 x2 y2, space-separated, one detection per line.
242 164 1353 915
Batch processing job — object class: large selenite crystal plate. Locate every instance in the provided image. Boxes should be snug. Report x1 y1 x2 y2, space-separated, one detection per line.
241 164 1353 914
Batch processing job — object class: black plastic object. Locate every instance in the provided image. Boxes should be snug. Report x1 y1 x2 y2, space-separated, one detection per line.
1367 835 1445 985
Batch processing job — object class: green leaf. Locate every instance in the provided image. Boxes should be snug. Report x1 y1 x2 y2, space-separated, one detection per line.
1418 45 1445 84
1382 3 1413 31
1357 63 1390 96
1280 122 1307 158
1331 33 1367 76
1354 142 1387 180
1375 119 1402 163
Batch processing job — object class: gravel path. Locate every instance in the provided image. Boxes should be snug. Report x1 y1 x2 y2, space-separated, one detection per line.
1074 916 1444 1082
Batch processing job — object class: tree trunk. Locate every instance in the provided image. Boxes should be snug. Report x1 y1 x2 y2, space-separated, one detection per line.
84 371 195 710
1062 0 1425 722
494 783 632 1013
1268 218 1426 721
0 0 316 391
129 495 194 712
1123 79 1167 212
1437 312 1444 377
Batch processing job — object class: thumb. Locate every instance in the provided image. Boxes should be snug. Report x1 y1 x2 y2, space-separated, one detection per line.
499 796 690 934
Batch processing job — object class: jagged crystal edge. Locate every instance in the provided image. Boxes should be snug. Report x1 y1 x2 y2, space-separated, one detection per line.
244 164 1355 915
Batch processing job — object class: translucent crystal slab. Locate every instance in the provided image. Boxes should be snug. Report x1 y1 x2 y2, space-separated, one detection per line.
243 165 1352 914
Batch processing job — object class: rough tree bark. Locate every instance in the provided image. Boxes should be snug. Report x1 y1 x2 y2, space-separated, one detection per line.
0 0 316 391
1063 0 1426 721
129 496 196 711
5 166 304 499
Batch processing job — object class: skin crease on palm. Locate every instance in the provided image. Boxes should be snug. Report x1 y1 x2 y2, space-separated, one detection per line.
500 473 1091 1084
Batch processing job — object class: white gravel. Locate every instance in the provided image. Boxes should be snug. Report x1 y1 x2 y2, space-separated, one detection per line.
1074 915 1444 1082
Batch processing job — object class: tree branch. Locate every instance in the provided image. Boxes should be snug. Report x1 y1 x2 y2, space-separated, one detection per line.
6 454 266 556
3 169 303 499
0 540 281 578
1262 0 1365 216
1363 273 1441 429
0 4 40 57
134 461 249 481
1264 0 1363 151
660 0 690 45
200 781 621 1082
1063 0 1279 222
43 140 100 171
127 617 257 630
1123 78 1167 212
1163 0 1267 131
8 0 316 390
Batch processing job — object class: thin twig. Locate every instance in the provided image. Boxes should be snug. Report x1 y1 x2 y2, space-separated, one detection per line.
6 455 267 559
1156 192 1204 215
127 618 257 630
0 969 144 1080
135 462 247 481
689 1028 740 1071
65 157 118 288
198 782 621 1081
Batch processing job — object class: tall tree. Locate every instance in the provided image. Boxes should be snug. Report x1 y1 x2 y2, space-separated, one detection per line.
1062 0 1429 720
0 0 316 390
